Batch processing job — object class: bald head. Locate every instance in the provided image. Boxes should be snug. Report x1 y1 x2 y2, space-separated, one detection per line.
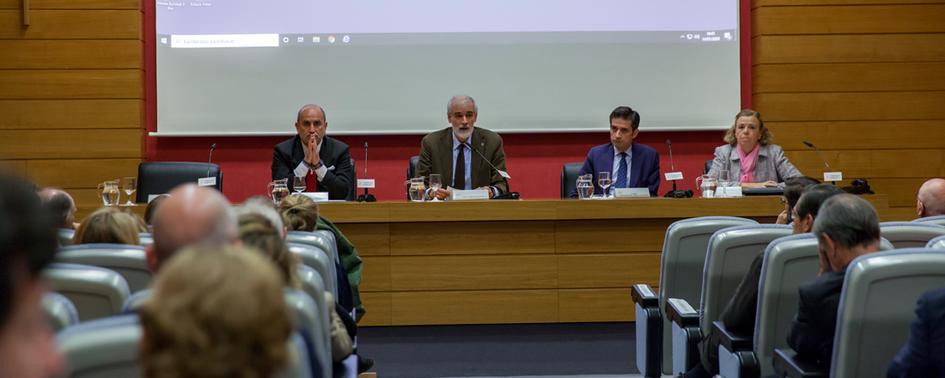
150 184 237 270
917 178 945 217
38 188 76 229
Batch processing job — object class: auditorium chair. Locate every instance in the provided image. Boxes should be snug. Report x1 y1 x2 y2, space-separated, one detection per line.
284 287 333 378
43 263 130 322
121 289 150 312
716 235 894 378
665 224 792 376
42 292 79 333
560 162 582 198
407 155 420 180
56 244 152 293
913 214 945 227
297 264 330 304
879 221 945 248
288 231 340 265
135 162 222 203
138 232 153 246
630 216 758 376
928 235 945 249
58 228 75 246
774 248 945 377
290 243 337 297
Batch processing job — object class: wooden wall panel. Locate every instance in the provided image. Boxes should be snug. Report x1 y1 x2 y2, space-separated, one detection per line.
755 92 945 121
389 221 555 256
0 160 26 175
557 253 661 289
391 290 558 325
0 10 139 39
784 150 945 178
753 62 945 93
334 223 390 256
754 5 945 35
559 289 634 323
752 34 945 64
0 40 141 69
0 0 138 9
0 100 142 130
556 220 671 253
390 255 557 291
0 70 141 99
755 0 945 6
768 120 945 150
27 158 140 188
358 293 392 326
0 129 141 159
360 257 391 292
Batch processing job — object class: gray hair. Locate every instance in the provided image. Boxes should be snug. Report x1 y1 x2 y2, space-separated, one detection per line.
297 104 327 123
447 95 477 113
236 197 286 236
812 194 880 249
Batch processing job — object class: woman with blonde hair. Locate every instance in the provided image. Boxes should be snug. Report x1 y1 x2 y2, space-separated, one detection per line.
707 109 802 188
278 194 319 232
72 207 140 245
237 211 299 288
138 245 292 377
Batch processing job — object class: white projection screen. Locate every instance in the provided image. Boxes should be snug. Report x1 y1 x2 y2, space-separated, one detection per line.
154 0 741 136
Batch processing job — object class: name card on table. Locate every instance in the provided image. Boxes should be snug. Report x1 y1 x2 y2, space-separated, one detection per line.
614 187 651 198
823 172 843 182
716 186 743 198
197 177 217 187
357 179 376 188
301 192 330 202
450 189 490 201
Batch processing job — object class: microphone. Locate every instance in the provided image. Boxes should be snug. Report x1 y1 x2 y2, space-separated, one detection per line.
206 143 217 178
357 141 376 202
802 140 830 169
663 139 692 198
804 140 846 185
465 141 519 200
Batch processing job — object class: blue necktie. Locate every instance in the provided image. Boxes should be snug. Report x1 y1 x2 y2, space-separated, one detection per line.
615 153 628 189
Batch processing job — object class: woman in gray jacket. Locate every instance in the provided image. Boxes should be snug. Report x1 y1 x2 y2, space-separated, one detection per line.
707 109 802 188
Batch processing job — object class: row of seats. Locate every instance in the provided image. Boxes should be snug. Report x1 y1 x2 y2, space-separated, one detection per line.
631 217 945 377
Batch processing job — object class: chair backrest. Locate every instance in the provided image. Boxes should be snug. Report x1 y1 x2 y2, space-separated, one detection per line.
56 244 151 293
289 243 337 297
138 232 153 246
43 263 130 322
136 162 222 203
879 221 945 249
831 249 945 378
407 155 420 180
43 292 79 333
297 264 331 303
284 288 332 378
754 233 821 377
314 230 340 263
277 333 315 378
704 159 713 175
913 214 945 227
121 289 151 312
657 216 758 373
560 162 583 198
56 314 141 378
288 231 339 262
928 235 945 249
699 224 792 333
58 228 75 246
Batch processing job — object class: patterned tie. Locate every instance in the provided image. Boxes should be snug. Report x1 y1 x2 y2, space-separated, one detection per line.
615 152 628 189
454 145 466 189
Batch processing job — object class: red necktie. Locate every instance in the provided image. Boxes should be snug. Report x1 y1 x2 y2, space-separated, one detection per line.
306 168 317 193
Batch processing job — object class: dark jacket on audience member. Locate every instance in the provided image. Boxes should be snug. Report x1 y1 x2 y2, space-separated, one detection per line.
887 286 945 378
698 252 765 374
316 215 364 321
788 270 847 369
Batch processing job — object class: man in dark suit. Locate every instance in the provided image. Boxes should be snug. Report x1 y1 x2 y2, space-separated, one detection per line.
887 286 945 377
570 106 660 197
417 95 508 199
272 104 355 200
787 194 882 369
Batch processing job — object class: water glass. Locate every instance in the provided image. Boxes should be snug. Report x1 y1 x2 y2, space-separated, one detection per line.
408 177 426 202
293 176 306 194
598 171 612 198
428 174 442 201
268 178 289 205
576 174 593 200
717 169 732 197
99 180 120 207
122 177 137 205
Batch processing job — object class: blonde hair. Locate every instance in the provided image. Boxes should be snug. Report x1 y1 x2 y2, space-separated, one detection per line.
278 194 319 232
723 109 774 146
139 245 291 378
73 207 140 245
238 212 299 288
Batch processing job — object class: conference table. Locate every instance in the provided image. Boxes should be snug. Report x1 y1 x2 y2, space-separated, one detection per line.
319 195 890 326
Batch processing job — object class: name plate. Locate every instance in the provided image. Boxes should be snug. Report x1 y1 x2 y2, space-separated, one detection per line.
824 172 843 182
301 192 329 202
614 187 650 198
357 179 376 188
716 186 743 198
664 171 684 181
197 177 217 187
450 189 490 201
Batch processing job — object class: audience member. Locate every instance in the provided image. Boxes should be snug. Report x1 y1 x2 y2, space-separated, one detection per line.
777 176 821 224
237 211 299 288
38 188 77 229
72 207 141 245
146 184 238 272
138 245 291 377
280 194 320 232
916 178 945 217
571 106 661 197
143 194 169 226
707 109 802 188
887 286 945 377
787 194 881 369
0 172 63 377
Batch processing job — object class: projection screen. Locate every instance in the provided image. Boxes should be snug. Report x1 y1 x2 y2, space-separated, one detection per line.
154 0 741 136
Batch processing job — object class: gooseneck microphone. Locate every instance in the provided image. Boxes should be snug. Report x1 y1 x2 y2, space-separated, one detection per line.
803 140 831 169
465 141 519 200
206 143 217 178
663 139 692 198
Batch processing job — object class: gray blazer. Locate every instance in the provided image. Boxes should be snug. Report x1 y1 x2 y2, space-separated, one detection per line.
707 143 802 183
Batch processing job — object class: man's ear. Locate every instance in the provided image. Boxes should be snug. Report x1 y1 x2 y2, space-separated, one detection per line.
801 214 814 233
822 235 839 268
917 199 925 217
145 244 158 273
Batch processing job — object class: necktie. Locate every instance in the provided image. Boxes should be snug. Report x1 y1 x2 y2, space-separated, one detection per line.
454 145 466 190
306 168 317 193
615 152 628 189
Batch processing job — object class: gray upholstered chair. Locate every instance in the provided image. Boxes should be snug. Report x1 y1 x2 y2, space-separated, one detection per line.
56 244 151 293
283 288 332 378
42 292 79 333
289 242 337 297
927 235 945 249
57 228 75 246
879 221 945 249
43 263 130 322
288 231 340 264
912 214 945 227
56 314 141 378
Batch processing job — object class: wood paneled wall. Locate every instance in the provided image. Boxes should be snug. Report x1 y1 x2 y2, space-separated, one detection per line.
752 0 945 220
0 0 142 218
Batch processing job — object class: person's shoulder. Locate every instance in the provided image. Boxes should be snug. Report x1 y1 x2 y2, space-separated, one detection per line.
918 286 945 310
474 127 502 140
799 271 846 299
421 127 451 142
715 143 734 154
632 142 659 156
762 143 785 154
588 143 612 155
323 135 349 150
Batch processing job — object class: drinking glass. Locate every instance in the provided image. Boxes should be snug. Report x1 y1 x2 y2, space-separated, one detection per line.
598 171 613 198
293 176 306 194
268 178 289 205
428 174 442 202
717 169 732 197
576 174 593 200
122 177 137 205
99 180 120 207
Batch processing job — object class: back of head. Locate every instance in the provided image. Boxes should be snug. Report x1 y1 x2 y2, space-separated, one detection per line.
39 188 76 229
795 183 845 220
143 194 169 226
917 178 945 217
812 194 881 253
783 176 821 211
139 245 291 378
279 194 319 232
238 212 298 288
151 184 237 270
73 207 141 245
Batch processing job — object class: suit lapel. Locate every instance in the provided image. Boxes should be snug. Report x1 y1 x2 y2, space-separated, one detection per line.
291 136 305 169
439 129 454 186
470 130 482 188
629 144 642 187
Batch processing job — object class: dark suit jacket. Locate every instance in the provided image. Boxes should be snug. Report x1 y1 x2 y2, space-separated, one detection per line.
888 286 945 378
788 270 847 369
570 142 661 197
416 127 508 194
272 135 355 200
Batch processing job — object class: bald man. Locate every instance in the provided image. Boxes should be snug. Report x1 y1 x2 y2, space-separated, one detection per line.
37 188 76 229
272 104 355 200
146 184 239 271
917 178 945 217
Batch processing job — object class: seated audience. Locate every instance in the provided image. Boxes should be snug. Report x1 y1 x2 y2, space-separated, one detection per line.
707 109 802 188
72 207 141 245
787 194 882 369
686 183 842 377
138 246 291 377
0 173 63 378
777 176 821 224
571 106 661 197
887 286 945 377
916 178 945 217
146 184 238 272
143 194 169 227
38 188 77 229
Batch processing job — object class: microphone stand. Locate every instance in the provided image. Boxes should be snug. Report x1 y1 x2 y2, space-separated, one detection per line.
357 141 376 202
466 141 519 200
663 140 692 198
